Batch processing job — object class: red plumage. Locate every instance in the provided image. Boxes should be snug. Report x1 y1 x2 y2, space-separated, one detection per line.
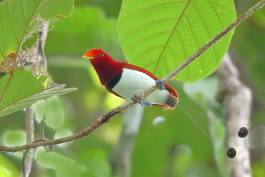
83 48 179 109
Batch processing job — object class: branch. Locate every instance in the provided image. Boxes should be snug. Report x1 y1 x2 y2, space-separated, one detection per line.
22 108 35 177
217 55 252 177
37 20 49 75
22 21 50 177
0 0 264 152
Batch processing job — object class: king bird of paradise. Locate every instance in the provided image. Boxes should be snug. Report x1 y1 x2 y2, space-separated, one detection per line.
82 48 179 109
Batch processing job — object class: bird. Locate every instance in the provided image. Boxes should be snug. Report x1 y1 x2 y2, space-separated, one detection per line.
82 48 179 109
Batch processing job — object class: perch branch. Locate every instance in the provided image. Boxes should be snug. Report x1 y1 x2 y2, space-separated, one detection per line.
0 0 264 152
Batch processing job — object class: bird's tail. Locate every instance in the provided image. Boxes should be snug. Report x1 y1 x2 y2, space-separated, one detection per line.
163 95 178 109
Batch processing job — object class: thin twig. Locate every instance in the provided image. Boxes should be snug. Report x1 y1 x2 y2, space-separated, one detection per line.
22 20 50 177
22 108 35 177
38 20 49 75
0 0 264 152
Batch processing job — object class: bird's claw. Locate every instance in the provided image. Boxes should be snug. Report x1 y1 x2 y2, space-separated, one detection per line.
131 95 152 107
155 80 165 90
131 95 142 104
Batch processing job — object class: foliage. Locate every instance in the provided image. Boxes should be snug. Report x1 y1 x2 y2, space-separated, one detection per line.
0 70 77 117
46 7 122 57
0 0 264 177
0 0 74 62
118 0 236 81
36 151 86 177
0 0 76 117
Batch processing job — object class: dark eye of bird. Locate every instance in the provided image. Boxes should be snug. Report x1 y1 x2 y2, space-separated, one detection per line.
98 53 105 57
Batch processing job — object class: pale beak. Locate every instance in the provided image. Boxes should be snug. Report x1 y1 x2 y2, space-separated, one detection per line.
82 55 93 60
82 51 94 60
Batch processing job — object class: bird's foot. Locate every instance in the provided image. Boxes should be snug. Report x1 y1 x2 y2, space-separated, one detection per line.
131 95 143 105
155 80 165 90
131 95 152 107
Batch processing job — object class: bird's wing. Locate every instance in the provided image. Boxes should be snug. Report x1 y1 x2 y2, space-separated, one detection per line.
105 72 125 99
105 86 124 99
122 63 179 98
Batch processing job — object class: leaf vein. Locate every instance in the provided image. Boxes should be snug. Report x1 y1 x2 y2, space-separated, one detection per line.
183 14 205 75
153 0 191 74
191 1 218 65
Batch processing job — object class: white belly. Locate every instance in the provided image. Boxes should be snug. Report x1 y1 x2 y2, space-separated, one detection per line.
112 68 169 105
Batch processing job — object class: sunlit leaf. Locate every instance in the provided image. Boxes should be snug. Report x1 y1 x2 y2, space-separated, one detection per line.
0 70 77 118
0 154 19 177
32 96 65 129
0 70 43 117
118 0 236 81
0 0 74 62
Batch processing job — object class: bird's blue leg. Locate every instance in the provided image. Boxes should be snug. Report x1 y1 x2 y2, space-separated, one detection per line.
131 95 152 107
155 80 165 90
143 100 152 106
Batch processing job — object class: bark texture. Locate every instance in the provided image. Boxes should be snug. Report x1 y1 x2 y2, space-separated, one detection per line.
217 54 252 177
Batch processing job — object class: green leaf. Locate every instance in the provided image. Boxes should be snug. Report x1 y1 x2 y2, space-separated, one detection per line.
54 129 72 139
2 130 26 146
0 0 74 61
0 70 43 117
78 149 111 177
131 86 214 177
0 70 77 118
0 154 19 177
36 151 86 177
184 79 228 176
32 96 65 129
118 0 236 82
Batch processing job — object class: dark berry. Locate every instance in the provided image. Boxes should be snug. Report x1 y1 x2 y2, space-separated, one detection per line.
227 147 236 158
238 127 248 138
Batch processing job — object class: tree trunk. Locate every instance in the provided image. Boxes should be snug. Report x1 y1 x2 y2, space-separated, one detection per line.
217 54 252 177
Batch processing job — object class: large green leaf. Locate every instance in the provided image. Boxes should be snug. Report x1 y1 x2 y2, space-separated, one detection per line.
0 0 74 62
0 70 77 117
118 0 236 82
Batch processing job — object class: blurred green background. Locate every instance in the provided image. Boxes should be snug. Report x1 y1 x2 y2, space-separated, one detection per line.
0 0 264 177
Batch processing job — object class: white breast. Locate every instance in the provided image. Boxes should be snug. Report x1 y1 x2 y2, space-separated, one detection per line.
112 68 169 105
